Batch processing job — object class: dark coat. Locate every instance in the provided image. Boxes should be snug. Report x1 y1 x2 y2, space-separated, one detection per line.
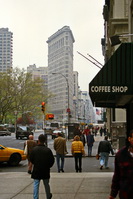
86 134 95 147
30 144 55 179
110 147 133 199
98 140 114 155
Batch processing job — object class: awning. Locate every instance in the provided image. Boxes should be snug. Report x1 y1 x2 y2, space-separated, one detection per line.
89 43 133 108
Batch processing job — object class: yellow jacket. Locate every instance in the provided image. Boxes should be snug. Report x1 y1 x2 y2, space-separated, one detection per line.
71 141 85 155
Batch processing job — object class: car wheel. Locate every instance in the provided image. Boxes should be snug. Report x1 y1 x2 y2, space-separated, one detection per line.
8 153 21 166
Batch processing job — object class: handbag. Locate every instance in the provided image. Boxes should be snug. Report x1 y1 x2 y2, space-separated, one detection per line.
24 141 28 155
96 154 100 160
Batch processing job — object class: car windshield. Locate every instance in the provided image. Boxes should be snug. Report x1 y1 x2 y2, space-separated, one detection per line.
53 130 62 134
19 126 27 131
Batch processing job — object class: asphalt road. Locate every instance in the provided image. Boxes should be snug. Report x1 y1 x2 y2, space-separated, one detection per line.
0 132 115 173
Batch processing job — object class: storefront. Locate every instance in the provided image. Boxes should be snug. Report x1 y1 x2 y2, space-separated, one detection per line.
89 43 133 136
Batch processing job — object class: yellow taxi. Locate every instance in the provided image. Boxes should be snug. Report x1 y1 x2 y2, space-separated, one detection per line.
0 144 27 166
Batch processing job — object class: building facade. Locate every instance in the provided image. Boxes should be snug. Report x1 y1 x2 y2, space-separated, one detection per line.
102 0 133 131
78 91 95 124
27 64 48 91
0 28 13 72
73 71 79 122
47 26 75 123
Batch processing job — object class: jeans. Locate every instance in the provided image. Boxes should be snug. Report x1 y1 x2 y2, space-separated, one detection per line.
56 153 65 172
88 145 93 156
74 153 82 172
100 152 109 168
33 179 51 199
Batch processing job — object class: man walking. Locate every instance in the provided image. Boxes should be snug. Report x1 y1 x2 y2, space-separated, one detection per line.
30 134 55 199
54 132 67 173
24 134 37 174
97 135 114 170
109 130 133 199
86 130 95 156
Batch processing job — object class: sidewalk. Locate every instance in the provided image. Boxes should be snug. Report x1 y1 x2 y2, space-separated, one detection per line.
0 134 118 199
0 172 119 199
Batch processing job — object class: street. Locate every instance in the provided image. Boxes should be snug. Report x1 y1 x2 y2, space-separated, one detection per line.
0 131 115 173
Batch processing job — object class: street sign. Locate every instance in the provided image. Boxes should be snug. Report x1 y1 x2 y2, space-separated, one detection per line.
67 108 70 113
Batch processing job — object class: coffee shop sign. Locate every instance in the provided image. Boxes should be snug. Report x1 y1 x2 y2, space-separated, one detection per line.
90 86 128 93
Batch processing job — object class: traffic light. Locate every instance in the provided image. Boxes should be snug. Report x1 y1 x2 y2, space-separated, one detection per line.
45 113 54 120
48 113 54 119
41 102 45 113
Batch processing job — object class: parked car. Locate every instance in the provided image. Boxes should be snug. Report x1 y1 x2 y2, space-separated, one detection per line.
0 125 11 136
16 126 33 139
0 144 27 166
7 126 15 133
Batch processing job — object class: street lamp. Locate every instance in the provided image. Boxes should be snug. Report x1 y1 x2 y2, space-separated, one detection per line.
52 73 70 124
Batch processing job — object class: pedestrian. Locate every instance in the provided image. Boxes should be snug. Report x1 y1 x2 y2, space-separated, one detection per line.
86 130 95 156
54 132 67 173
100 127 104 136
30 134 54 199
103 127 107 136
80 131 86 146
83 125 90 136
107 129 111 139
71 135 85 172
24 134 37 174
97 136 114 170
109 130 133 199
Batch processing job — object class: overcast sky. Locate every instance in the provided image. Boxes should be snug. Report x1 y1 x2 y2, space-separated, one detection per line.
0 0 105 91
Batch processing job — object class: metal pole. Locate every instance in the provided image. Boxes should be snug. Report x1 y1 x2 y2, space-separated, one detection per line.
43 105 47 146
87 54 103 67
77 51 102 69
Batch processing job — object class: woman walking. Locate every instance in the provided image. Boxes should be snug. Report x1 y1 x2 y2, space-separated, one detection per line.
71 135 85 172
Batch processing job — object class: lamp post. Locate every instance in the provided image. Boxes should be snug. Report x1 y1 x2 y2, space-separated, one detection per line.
52 73 70 124
14 111 18 134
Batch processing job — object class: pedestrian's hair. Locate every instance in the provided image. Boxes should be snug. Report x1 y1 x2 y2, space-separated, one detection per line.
58 132 62 137
129 129 133 138
38 134 45 143
104 136 108 140
74 135 80 141
125 129 133 147
29 134 34 140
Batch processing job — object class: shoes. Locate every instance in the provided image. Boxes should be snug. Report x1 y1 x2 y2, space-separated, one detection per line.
105 167 109 169
49 193 52 199
76 169 82 172
58 169 64 173
61 169 64 172
100 166 103 170
28 170 32 174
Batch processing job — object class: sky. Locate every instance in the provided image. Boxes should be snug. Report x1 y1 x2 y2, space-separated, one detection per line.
0 0 105 91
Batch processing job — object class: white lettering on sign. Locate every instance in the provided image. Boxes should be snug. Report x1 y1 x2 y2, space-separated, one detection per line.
91 86 128 93
91 86 111 92
112 86 128 92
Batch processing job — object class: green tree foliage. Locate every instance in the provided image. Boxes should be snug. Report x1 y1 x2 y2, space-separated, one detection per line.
0 68 48 124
